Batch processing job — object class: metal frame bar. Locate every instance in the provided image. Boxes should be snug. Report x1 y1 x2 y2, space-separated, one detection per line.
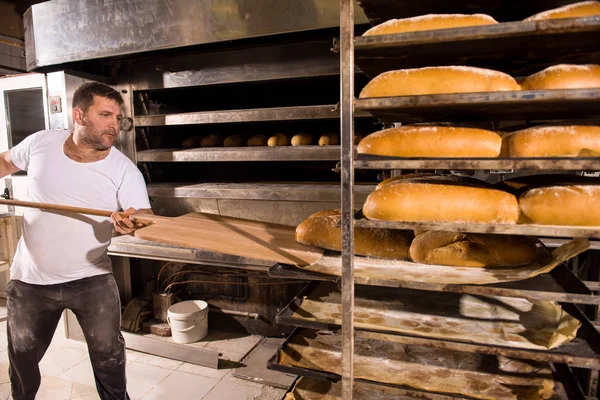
122 331 220 369
354 89 600 123
135 105 348 127
340 0 355 397
354 219 600 239
137 146 344 163
269 263 600 305
354 156 600 171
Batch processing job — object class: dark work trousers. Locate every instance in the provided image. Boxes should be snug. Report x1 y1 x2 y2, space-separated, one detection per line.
6 274 130 400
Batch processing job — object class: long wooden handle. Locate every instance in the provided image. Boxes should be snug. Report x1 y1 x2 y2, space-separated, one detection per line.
0 198 113 217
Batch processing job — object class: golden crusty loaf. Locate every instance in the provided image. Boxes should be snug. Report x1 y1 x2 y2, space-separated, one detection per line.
363 14 498 36
525 1 600 21
291 133 313 146
519 185 600 226
359 66 521 98
358 125 502 158
364 180 519 224
319 133 340 146
296 210 413 259
375 174 436 191
521 64 600 90
409 231 539 268
375 173 482 191
268 133 290 147
504 125 600 157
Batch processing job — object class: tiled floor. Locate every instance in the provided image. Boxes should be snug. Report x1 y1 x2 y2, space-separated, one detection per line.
0 301 288 400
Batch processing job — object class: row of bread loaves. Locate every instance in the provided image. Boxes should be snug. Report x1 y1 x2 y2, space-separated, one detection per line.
359 64 600 98
362 2 600 36
295 209 539 268
181 133 358 148
356 123 600 158
362 174 600 227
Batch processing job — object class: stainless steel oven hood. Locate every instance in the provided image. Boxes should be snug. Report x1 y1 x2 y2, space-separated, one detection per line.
24 0 368 70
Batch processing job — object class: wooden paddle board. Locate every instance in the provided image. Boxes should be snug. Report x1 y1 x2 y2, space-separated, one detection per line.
0 199 323 266
132 212 324 266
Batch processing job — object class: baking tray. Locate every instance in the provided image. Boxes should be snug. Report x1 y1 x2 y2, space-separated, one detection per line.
268 328 578 399
349 17 600 77
269 262 600 305
276 282 600 369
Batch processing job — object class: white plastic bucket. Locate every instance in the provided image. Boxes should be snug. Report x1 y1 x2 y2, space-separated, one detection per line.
167 300 209 344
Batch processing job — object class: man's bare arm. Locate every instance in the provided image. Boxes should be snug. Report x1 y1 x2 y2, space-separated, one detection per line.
0 151 20 179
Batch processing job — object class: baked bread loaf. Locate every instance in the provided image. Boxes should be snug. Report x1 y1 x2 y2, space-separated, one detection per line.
376 174 436 191
519 185 600 226
525 1 600 21
291 133 313 146
268 133 290 147
247 134 268 146
358 125 502 157
504 125 600 157
200 134 222 147
410 231 539 267
224 134 244 147
296 210 413 259
521 64 600 90
319 133 340 146
359 66 521 98
363 181 519 224
376 173 487 191
182 135 203 149
363 14 497 36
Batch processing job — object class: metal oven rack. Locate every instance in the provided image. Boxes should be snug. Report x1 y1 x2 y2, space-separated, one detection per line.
126 35 381 256
269 1 600 399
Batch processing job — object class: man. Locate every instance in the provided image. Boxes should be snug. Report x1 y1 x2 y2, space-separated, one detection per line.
0 82 153 400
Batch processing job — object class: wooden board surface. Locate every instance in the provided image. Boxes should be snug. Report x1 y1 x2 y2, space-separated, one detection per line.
133 212 323 266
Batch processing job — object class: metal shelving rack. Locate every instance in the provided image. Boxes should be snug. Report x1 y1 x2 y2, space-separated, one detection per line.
298 1 600 398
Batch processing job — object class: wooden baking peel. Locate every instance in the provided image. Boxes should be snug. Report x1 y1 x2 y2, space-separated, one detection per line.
0 198 323 266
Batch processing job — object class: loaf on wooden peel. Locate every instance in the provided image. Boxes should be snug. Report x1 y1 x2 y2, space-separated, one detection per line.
521 64 600 90
519 185 600 226
363 14 498 36
359 66 521 98
363 180 519 224
525 1 600 21
409 231 539 267
296 210 413 259
504 125 600 157
358 125 502 157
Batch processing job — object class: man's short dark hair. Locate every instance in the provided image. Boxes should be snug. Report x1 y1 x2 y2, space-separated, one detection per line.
72 82 124 112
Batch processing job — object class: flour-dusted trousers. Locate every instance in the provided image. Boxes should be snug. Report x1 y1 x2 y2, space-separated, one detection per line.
5 274 130 400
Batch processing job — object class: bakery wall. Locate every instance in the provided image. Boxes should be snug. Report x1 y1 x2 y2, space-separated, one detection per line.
0 2 23 40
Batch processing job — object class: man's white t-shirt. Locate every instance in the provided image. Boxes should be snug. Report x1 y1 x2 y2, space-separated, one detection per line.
9 130 151 284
